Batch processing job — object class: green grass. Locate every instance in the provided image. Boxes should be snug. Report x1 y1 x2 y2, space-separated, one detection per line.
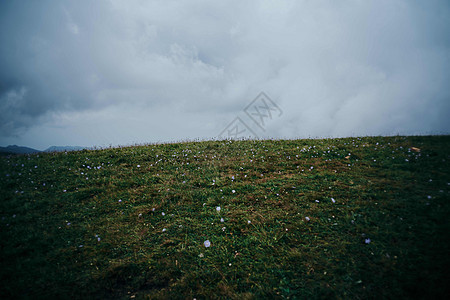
1 136 449 299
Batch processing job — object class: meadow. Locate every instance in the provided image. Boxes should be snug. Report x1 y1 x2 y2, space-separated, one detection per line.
0 136 449 299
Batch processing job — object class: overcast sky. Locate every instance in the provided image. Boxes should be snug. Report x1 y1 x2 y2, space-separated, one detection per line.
1 0 449 150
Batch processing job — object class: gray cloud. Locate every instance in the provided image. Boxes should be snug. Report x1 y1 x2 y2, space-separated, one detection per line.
0 0 449 148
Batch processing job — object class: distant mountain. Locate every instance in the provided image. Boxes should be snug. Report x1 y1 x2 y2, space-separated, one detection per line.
0 145 41 155
44 146 87 152
0 145 89 155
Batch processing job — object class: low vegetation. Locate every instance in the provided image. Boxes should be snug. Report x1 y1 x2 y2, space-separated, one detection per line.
1 136 449 299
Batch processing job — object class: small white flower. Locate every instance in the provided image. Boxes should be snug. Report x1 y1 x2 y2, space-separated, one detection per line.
118 199 122 203
198 253 204 258
331 198 336 203
232 190 236 193
305 217 310 221
427 195 432 199
247 220 251 224
137 165 140 168
216 206 221 212
220 218 224 223
152 207 155 211
204 240 211 247
161 212 165 216
315 200 320 203
222 227 226 231
162 228 166 232
365 238 371 244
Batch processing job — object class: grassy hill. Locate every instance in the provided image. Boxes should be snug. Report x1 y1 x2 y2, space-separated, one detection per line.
1 136 449 299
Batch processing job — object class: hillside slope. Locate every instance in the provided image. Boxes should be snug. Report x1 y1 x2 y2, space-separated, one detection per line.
0 136 449 299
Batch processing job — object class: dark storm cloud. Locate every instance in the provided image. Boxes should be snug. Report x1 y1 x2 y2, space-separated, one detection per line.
0 0 102 135
0 0 449 148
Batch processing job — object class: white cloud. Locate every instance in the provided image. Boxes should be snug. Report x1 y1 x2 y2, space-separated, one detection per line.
67 22 79 35
0 0 449 148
